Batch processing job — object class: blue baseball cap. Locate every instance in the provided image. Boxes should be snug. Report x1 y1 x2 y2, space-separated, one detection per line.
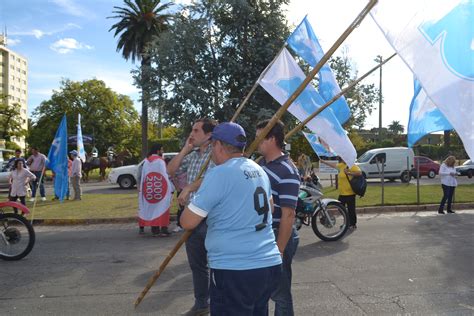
69 150 78 156
211 122 247 149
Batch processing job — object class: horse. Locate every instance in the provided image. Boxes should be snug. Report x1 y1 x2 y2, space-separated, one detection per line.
82 150 132 182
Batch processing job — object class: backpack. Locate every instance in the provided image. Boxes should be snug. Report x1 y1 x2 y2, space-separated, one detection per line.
346 170 367 197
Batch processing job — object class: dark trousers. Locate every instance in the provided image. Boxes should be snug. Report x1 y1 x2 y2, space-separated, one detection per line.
185 221 209 309
439 184 456 212
31 171 45 198
9 196 26 214
338 194 357 226
271 227 299 316
210 264 282 316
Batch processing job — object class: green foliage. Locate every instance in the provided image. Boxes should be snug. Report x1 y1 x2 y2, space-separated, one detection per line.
287 134 315 162
388 120 404 135
27 79 141 157
146 0 291 139
414 144 468 161
330 55 380 129
148 138 181 153
0 95 27 145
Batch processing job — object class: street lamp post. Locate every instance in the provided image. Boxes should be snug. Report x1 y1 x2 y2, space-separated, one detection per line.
375 55 383 142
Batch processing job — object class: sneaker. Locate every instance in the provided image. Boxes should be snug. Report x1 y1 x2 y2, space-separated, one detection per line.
183 306 210 316
447 210 455 214
172 226 183 233
29 198 35 202
41 197 47 201
438 210 445 214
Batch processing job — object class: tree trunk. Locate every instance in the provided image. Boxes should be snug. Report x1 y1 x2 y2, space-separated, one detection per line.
444 130 451 149
141 57 150 159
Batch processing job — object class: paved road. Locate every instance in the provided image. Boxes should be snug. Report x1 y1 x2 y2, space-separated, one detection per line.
1 211 473 315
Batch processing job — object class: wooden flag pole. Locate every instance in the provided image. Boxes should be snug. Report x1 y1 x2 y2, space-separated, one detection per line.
134 0 378 307
245 0 378 157
285 52 396 140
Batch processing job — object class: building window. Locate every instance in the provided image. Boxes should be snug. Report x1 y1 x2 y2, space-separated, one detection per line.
22 70 26 75
22 80 26 85
17 87 20 92
10 85 14 90
16 97 20 102
10 65 14 70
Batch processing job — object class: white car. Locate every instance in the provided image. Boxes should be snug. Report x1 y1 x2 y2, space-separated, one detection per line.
108 152 178 189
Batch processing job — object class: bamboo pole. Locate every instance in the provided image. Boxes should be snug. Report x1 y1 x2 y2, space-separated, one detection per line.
245 0 378 157
284 53 396 141
134 0 378 307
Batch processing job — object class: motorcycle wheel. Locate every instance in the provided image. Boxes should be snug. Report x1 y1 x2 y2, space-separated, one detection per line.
0 213 36 261
311 202 349 242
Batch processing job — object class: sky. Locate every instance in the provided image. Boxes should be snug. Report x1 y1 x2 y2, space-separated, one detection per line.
0 0 414 131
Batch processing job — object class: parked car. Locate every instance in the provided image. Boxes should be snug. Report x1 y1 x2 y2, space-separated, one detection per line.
108 152 178 189
411 156 440 178
356 147 415 183
456 159 474 178
0 169 10 189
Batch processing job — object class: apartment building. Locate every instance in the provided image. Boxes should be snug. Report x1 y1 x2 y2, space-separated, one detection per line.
0 33 28 150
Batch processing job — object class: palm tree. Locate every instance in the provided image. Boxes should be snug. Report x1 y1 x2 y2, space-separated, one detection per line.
109 0 173 158
388 120 404 135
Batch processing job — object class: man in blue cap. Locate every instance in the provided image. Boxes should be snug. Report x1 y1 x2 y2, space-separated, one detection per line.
70 150 82 200
181 122 282 315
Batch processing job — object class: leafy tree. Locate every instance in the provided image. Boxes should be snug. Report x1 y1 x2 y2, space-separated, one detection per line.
146 0 291 139
329 55 380 130
0 95 27 148
388 120 404 135
27 79 141 157
109 0 174 158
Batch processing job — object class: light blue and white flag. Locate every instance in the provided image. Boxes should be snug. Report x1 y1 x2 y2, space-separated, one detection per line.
371 0 474 159
46 115 68 202
287 16 351 124
258 48 356 166
303 132 337 158
407 79 453 147
77 114 86 163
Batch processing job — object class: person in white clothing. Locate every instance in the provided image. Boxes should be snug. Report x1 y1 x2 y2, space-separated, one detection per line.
9 159 36 214
438 156 457 214
70 150 82 200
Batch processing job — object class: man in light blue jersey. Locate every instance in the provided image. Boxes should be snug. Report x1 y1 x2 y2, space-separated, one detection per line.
181 122 282 316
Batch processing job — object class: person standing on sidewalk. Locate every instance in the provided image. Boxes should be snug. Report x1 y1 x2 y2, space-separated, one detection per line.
320 157 362 229
167 118 217 316
70 150 82 200
27 147 47 202
9 159 36 214
256 119 300 316
181 122 282 315
438 156 457 214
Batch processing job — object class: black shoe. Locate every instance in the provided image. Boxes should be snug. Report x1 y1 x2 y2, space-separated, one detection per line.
438 210 445 214
447 210 455 214
151 226 160 236
159 227 171 237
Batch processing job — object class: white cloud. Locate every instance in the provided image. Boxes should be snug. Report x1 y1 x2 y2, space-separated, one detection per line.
9 23 81 39
50 38 93 54
50 0 92 18
6 38 21 46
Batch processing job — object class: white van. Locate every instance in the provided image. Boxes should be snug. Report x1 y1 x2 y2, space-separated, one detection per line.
356 147 414 183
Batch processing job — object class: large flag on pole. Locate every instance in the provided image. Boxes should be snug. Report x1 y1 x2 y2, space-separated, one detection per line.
138 155 172 227
303 132 337 158
77 114 86 163
259 48 357 166
46 115 68 202
371 0 474 158
407 79 453 147
287 16 351 124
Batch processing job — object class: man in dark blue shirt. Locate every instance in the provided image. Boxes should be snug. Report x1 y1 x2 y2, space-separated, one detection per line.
256 119 300 316
6 149 27 171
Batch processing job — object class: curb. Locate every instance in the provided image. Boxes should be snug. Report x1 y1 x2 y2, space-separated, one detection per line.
30 204 474 226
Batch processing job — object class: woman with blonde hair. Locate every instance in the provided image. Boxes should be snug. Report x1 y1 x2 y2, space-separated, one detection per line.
438 156 457 214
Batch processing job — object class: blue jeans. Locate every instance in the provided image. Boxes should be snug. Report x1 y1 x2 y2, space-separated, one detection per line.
31 171 45 198
271 227 299 316
210 265 282 316
439 184 456 212
185 221 209 309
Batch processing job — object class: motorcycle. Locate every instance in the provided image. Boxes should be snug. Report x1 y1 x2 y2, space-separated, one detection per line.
296 173 349 241
0 201 35 260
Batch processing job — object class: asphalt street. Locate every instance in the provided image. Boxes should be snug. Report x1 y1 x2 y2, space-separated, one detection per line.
1 211 473 315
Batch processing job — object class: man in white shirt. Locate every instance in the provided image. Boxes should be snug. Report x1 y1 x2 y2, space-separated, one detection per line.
70 150 82 200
